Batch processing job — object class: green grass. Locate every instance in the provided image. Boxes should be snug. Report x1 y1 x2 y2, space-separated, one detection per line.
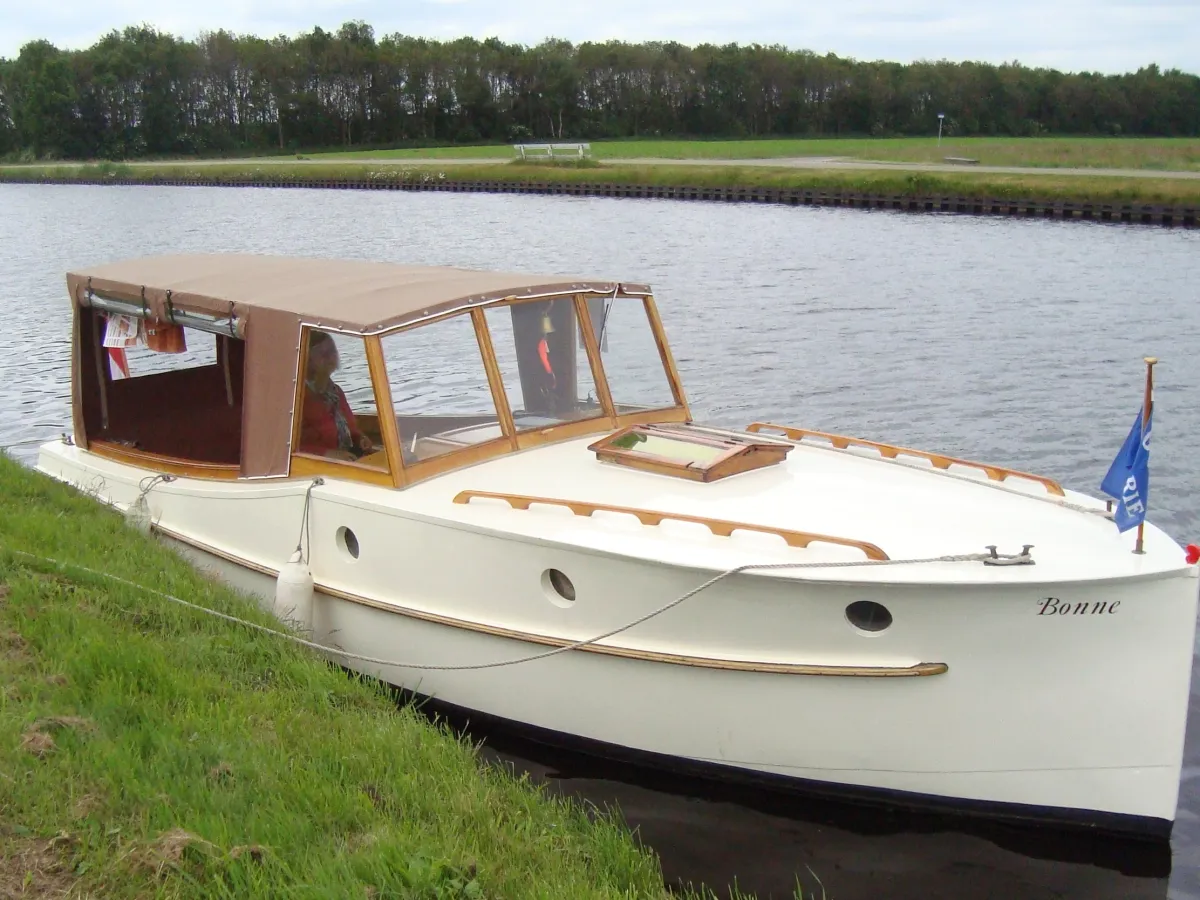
311 137 1200 171
0 450 710 899
3 159 1198 206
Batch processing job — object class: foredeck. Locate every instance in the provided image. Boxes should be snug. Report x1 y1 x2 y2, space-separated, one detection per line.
364 433 1188 586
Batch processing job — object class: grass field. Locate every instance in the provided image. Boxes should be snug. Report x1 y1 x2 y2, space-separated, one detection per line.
313 137 1200 171
4 159 1199 207
0 451 742 899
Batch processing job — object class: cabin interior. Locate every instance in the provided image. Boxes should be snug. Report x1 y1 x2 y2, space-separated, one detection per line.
79 306 245 465
75 292 717 486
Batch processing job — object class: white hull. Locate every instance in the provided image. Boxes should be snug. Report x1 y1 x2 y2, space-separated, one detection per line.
37 439 1199 836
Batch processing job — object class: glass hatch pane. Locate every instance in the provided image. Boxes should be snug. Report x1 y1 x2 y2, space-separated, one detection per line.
610 430 726 465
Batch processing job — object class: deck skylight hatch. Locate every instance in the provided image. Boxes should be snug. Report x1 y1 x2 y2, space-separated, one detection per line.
588 423 791 482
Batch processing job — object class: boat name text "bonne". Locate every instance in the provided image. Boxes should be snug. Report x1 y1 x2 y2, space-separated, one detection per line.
1038 598 1120 616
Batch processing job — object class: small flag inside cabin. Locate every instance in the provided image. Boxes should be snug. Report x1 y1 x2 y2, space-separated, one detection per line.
101 313 141 379
107 347 130 379
1100 408 1152 533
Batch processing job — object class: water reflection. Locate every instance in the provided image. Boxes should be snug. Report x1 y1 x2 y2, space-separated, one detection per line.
2 183 1198 899
411 694 1171 900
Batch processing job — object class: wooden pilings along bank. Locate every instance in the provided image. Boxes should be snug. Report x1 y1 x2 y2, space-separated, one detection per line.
11 175 1198 227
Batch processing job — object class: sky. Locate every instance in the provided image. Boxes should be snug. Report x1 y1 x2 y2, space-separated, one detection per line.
0 0 1197 74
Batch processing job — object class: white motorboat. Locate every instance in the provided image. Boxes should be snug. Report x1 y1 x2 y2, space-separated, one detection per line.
36 253 1199 839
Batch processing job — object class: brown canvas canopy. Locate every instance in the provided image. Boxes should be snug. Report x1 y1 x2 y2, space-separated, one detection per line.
67 253 649 334
68 253 652 477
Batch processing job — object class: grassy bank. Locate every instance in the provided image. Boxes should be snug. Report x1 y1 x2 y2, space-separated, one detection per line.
311 137 1200 171
3 159 1199 207
0 451 707 899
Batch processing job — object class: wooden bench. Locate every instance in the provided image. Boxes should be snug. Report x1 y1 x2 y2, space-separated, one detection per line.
513 143 592 160
944 157 980 165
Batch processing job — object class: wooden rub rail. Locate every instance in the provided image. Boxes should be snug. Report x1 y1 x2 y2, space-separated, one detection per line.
747 422 1065 496
4 173 1196 228
157 522 943 677
453 489 889 560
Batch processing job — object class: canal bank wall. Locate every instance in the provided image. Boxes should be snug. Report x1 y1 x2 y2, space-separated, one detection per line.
4 173 1197 227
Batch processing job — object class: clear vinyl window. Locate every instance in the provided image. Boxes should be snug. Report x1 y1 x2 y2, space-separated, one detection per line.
296 329 388 471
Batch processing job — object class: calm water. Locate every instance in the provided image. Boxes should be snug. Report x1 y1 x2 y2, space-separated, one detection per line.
2 183 1199 899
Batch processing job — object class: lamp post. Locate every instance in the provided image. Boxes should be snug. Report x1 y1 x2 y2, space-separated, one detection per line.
937 113 945 146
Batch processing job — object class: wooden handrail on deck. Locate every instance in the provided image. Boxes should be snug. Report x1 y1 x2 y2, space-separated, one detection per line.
746 422 1065 496
453 490 888 560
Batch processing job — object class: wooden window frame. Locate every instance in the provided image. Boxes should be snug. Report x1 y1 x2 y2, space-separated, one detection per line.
289 326 396 486
307 291 692 488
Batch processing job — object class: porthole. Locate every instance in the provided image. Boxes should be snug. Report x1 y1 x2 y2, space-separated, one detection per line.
542 569 576 607
845 600 892 633
337 526 360 560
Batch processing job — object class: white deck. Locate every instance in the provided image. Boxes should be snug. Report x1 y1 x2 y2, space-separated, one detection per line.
295 432 1189 586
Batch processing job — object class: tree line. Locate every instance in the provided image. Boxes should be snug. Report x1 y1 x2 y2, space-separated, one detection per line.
1 22 1197 160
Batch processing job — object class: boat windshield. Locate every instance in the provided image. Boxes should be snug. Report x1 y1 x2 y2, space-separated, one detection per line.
485 299 605 432
377 295 681 465
586 296 677 413
380 312 505 462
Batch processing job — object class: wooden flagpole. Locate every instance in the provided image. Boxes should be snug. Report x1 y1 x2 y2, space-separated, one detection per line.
1135 356 1157 554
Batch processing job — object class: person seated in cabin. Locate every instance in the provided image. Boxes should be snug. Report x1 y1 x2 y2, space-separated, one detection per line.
298 331 375 461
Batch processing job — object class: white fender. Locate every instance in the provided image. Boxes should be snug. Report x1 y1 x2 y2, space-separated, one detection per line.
273 550 314 634
125 494 152 534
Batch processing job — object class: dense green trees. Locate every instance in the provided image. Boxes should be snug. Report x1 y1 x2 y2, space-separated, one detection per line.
1 23 1196 159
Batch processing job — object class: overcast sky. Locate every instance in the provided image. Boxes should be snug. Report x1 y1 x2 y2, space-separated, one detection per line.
1 0 1196 74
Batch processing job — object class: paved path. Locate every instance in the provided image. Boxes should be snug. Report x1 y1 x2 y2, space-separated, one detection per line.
15 155 1200 180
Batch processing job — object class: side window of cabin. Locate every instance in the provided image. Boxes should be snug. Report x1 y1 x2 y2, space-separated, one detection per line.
380 314 502 462
484 298 604 430
295 330 388 472
79 309 244 466
587 298 677 413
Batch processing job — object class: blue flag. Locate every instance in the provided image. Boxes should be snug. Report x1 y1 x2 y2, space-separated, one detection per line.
1100 408 1152 533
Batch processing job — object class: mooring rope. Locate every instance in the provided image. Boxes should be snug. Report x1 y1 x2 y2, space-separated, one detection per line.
295 478 324 563
0 543 992 672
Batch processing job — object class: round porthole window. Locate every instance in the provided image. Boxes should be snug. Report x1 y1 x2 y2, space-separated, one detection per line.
542 569 576 607
337 526 360 560
845 600 892 633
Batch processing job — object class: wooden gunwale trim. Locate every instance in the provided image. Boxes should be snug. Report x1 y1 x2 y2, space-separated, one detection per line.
573 293 619 428
613 406 691 428
513 414 616 450
471 307 519 451
152 524 938 676
89 441 241 479
453 489 888 560
290 453 394 487
364 336 406 487
747 422 1066 496
401 436 515 484
644 295 690 418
